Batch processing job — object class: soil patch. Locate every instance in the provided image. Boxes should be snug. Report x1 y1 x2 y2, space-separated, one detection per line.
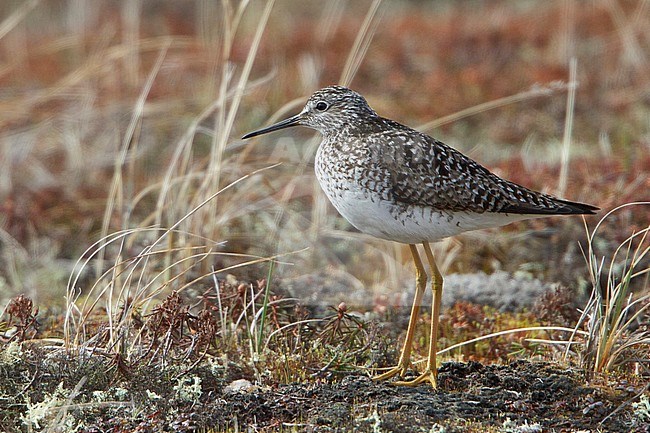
2 348 646 432
204 360 640 432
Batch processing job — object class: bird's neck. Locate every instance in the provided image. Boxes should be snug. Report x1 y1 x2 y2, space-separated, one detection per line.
323 114 386 141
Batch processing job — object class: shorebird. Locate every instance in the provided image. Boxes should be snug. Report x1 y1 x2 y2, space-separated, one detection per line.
242 85 598 388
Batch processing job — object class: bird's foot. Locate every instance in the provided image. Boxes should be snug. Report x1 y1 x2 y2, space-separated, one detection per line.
372 362 411 382
393 368 437 388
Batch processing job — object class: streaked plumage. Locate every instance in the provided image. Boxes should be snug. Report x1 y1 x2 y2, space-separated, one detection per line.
243 85 598 388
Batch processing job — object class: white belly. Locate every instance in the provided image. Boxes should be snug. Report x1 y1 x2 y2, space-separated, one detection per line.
320 187 534 244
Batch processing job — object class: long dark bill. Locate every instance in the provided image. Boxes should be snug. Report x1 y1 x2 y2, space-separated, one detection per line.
242 114 302 139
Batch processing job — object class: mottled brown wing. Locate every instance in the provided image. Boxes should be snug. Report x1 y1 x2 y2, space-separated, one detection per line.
373 122 597 215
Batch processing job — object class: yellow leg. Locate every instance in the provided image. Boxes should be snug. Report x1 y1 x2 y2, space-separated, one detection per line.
373 244 427 382
393 242 442 388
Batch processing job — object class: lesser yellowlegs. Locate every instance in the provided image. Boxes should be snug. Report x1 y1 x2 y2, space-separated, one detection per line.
242 85 598 388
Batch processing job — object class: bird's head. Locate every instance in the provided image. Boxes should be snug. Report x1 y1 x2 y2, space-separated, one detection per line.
242 86 377 139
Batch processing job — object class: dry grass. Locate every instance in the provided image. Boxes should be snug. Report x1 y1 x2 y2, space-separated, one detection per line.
577 202 650 376
1 1 648 307
0 0 649 431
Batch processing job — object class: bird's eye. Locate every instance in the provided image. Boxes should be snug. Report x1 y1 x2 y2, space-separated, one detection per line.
315 101 329 111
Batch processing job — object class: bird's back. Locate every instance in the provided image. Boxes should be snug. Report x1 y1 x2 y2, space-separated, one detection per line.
375 119 597 215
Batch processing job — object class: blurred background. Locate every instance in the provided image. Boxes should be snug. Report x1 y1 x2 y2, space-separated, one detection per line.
0 0 648 312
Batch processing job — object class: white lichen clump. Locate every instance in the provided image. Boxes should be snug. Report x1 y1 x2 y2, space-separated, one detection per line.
20 381 82 431
632 394 650 424
0 341 23 365
173 376 202 402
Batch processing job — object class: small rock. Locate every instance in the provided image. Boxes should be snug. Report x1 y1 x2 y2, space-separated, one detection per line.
224 379 257 394
582 400 603 415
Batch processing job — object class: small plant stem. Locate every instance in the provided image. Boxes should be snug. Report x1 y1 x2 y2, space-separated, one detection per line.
257 260 275 351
